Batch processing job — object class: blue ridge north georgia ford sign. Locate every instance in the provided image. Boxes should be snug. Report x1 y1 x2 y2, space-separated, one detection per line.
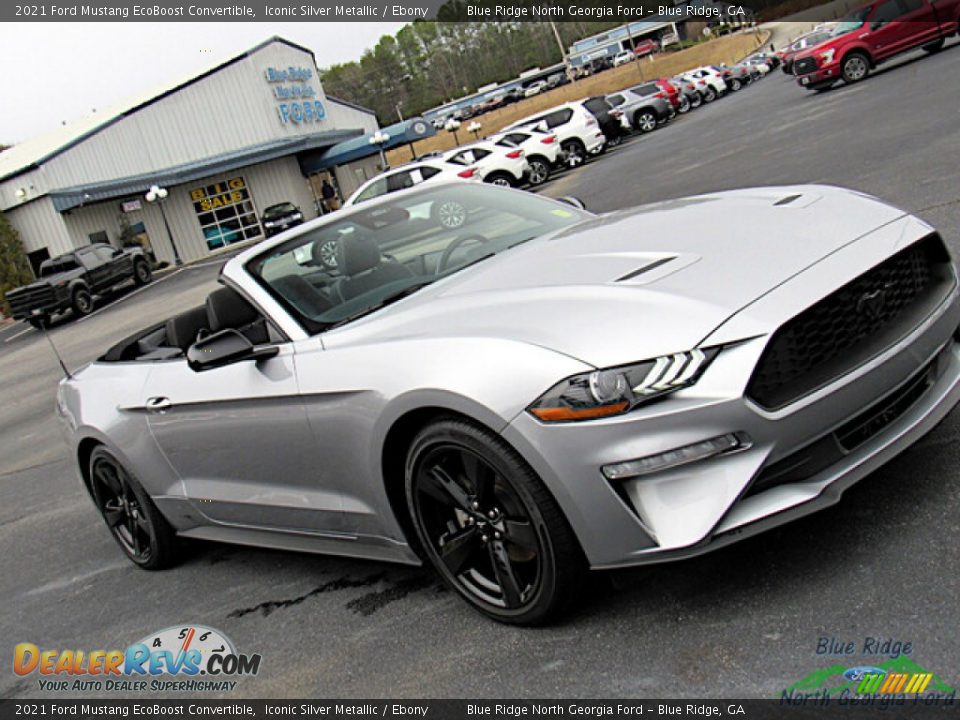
264 65 326 125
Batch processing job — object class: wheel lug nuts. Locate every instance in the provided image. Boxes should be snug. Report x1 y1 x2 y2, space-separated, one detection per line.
494 531 501 539
488 510 496 519
481 535 489 542
472 501 480 510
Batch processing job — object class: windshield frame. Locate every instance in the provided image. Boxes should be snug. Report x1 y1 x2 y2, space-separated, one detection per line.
244 184 591 336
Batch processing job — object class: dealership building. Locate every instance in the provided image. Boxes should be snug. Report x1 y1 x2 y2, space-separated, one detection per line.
0 37 434 272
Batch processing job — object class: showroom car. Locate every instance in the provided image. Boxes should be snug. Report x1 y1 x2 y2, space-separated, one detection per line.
261 202 305 238
58 183 960 625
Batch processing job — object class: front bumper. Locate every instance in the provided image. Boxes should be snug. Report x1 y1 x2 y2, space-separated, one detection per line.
503 231 960 569
797 61 840 86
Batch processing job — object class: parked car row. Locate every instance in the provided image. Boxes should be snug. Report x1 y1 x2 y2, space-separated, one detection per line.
349 56 776 208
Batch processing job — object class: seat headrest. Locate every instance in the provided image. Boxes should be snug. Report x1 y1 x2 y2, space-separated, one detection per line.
165 306 208 350
206 287 258 332
337 235 381 277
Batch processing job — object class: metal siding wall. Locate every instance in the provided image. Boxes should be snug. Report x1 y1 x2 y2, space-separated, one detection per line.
5 198 73 256
334 157 381 199
326 101 379 135
12 41 338 194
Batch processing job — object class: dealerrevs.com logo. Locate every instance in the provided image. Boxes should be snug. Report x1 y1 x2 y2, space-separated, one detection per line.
14 625 261 693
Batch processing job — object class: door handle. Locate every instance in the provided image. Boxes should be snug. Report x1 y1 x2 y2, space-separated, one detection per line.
145 396 172 413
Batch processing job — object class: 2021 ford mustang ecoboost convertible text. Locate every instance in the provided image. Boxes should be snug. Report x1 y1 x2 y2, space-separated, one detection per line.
57 183 960 623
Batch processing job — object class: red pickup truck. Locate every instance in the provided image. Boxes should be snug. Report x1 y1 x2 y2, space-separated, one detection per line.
793 0 959 90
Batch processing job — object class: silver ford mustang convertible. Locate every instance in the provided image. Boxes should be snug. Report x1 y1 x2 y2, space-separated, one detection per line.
57 183 960 623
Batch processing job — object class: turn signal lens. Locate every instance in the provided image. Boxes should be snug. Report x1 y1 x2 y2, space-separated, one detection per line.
528 348 720 423
601 433 745 480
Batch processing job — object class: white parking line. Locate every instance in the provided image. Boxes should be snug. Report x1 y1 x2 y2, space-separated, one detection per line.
76 268 183 323
3 326 32 343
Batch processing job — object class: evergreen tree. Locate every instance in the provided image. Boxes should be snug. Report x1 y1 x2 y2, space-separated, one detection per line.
0 210 35 317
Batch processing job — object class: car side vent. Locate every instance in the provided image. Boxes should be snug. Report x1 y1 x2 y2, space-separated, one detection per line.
774 194 803 206
616 257 675 282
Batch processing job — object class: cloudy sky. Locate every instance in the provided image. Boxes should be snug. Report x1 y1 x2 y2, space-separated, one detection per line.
0 22 405 144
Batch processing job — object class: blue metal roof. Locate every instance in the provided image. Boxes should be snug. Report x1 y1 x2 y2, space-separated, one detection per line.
301 117 436 173
49 129 360 213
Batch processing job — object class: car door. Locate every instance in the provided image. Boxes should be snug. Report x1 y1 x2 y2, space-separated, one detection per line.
93 244 130 287
866 0 927 57
74 247 111 291
140 341 346 533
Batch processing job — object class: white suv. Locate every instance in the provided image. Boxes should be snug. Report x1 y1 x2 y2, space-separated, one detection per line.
345 159 476 207
504 102 606 168
681 67 727 101
489 127 561 186
441 141 530 187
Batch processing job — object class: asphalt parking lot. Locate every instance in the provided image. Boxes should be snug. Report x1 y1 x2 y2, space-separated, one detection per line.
2 39 959 699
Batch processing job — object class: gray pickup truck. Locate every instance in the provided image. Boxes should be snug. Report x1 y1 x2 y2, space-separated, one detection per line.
6 243 152 328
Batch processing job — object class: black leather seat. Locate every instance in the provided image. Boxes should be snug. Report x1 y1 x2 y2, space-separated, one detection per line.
165 306 208 350
206 287 269 344
272 275 333 317
334 235 413 302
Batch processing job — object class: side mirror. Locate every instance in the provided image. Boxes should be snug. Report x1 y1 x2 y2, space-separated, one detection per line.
113 248 125 257
187 329 279 372
556 196 587 211
871 19 886 29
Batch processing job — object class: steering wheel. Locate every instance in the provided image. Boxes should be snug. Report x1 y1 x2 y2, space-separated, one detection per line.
437 234 489 274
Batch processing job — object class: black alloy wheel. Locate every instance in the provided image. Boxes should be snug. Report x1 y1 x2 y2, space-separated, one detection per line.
406 419 584 624
89 447 178 569
561 140 586 168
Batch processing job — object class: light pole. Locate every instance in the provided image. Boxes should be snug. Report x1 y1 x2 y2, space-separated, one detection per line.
369 130 391 170
445 118 462 146
467 121 482 140
145 184 182 267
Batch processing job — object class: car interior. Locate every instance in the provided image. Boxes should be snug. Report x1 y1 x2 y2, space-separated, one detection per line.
101 286 278 363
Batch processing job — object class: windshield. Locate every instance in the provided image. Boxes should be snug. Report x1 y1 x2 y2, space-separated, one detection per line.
263 202 298 218
834 8 870 34
247 184 587 334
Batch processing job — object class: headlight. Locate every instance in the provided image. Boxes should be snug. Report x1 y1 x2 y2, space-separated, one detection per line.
292 213 303 221
528 348 720 422
818 48 835 64
263 220 276 228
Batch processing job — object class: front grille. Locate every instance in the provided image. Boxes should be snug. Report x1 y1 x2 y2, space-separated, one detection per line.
794 57 818 75
6 285 56 317
746 351 941 497
747 234 953 410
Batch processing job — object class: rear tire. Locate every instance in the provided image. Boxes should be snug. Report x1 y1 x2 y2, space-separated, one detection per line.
633 109 658 133
841 52 870 83
89 447 180 570
405 418 587 625
690 92 703 108
133 259 152 286
677 97 691 114
703 87 717 103
484 172 515 188
922 38 945 53
730 78 742 91
71 287 93 317
526 157 551 186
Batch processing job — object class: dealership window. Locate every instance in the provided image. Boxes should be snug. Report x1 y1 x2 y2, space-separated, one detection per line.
190 176 262 251
88 230 109 245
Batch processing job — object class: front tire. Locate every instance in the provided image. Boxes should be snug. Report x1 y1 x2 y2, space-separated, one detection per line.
89 447 179 570
405 418 586 625
677 97 691 114
703 86 717 103
841 52 870 83
923 38 945 53
729 78 742 91
561 140 586 168
133 258 152 286
71 287 93 317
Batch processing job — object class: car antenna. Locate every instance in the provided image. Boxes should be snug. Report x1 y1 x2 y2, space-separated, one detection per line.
33 310 72 379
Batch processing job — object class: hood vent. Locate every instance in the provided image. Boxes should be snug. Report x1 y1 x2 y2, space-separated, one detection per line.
616 256 675 282
774 194 803 206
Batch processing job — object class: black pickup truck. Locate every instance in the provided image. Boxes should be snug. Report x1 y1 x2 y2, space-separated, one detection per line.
6 243 152 328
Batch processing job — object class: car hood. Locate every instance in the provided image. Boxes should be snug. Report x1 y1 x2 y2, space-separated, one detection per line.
323 186 906 368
